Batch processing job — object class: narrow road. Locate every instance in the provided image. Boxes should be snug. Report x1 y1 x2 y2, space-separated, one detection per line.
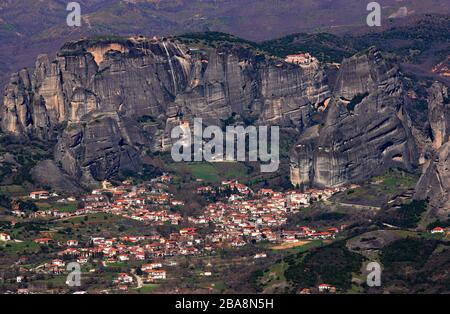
324 199 381 211
131 269 144 289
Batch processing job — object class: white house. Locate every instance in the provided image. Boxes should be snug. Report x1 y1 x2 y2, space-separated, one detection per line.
147 270 166 280
319 284 331 292
254 253 267 259
0 233 11 241
431 227 445 234
117 273 133 283
29 191 49 200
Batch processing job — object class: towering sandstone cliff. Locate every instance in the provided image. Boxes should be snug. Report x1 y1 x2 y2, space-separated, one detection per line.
1 36 448 217
1 37 329 186
290 48 419 188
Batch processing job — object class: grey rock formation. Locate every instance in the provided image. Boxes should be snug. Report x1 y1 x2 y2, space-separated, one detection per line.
427 82 450 150
30 160 83 193
1 37 329 186
54 112 143 186
290 48 419 188
415 82 450 217
415 142 450 218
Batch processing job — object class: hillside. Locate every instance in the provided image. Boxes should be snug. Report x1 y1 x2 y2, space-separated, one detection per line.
1 0 450 89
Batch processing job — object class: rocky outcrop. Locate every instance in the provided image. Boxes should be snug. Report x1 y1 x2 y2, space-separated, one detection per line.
290 48 419 188
427 82 449 150
415 142 450 218
30 160 83 193
54 112 143 185
415 82 450 217
1 37 330 186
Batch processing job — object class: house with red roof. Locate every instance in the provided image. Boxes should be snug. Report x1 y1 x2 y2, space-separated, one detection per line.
0 233 11 242
34 238 51 245
431 227 445 234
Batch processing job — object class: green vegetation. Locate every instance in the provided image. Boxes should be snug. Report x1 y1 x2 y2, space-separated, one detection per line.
378 237 446 292
373 169 419 189
168 162 250 183
381 237 438 268
313 212 348 221
177 31 356 63
135 284 159 294
54 203 78 213
0 185 27 197
176 16 450 67
177 31 257 50
276 240 324 255
260 33 355 63
427 219 450 230
18 200 39 212
379 200 428 228
355 15 450 60
190 163 221 182
333 169 420 207
137 115 156 123
118 164 162 183
258 261 288 291
0 240 40 255
284 241 364 290
0 136 54 186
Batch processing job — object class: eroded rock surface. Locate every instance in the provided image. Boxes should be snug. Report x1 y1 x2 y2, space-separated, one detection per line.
290 48 418 187
1 37 329 186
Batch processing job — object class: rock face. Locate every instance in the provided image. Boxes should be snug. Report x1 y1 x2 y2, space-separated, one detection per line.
54 112 143 187
415 83 450 217
1 36 447 207
30 160 83 193
1 37 329 186
290 48 418 187
427 82 450 150
415 142 450 217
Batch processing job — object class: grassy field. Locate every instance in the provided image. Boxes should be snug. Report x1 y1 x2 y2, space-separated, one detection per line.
271 240 323 255
0 240 40 255
333 169 420 207
135 284 159 294
0 185 28 197
168 162 251 183
259 261 288 288
372 170 419 192
34 201 78 212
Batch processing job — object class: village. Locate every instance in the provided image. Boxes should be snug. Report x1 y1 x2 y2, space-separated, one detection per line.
0 172 358 293
1 172 448 294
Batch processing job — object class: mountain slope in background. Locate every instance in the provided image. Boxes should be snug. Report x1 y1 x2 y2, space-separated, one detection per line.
1 31 448 220
1 0 450 89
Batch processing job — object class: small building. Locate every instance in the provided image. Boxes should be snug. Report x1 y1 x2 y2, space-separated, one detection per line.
431 227 445 234
116 273 133 284
142 263 163 272
0 233 11 242
284 53 316 66
67 239 79 247
118 254 129 261
318 283 336 293
254 253 267 259
30 191 49 200
34 238 51 245
147 270 167 281
179 228 196 235
77 257 88 264
52 259 65 267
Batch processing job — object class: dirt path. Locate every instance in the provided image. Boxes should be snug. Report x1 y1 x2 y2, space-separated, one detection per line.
131 269 144 289
271 241 310 250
